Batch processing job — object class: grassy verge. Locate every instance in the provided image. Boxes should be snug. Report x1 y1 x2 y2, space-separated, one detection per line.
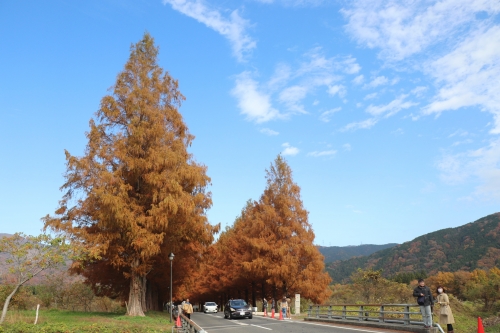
0 309 174 333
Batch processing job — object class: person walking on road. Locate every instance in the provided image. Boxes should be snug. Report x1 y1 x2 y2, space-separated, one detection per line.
436 286 455 333
281 296 287 319
182 298 194 320
413 279 434 329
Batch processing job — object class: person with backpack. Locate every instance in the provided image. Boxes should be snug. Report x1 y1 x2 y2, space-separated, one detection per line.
413 279 434 329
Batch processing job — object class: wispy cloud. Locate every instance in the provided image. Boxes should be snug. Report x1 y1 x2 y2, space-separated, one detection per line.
423 25 500 133
231 72 282 123
233 48 361 123
364 93 377 100
366 94 417 117
327 85 346 98
319 107 341 122
364 76 388 89
343 143 352 151
352 75 364 85
282 142 299 156
163 0 256 61
341 118 378 131
253 0 324 6
308 150 337 157
260 128 279 136
437 138 500 199
341 0 500 61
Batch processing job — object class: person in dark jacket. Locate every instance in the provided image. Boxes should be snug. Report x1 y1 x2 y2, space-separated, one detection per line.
413 279 434 329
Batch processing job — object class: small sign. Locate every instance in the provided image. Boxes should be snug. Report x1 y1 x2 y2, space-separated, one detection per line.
295 294 300 315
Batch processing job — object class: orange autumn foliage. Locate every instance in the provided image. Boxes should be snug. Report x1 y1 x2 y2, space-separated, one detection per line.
195 155 331 305
43 33 217 316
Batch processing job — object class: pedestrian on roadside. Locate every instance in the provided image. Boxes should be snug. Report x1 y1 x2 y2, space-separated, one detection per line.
281 296 287 318
271 298 275 313
413 279 434 329
436 286 455 333
262 298 268 313
182 298 194 320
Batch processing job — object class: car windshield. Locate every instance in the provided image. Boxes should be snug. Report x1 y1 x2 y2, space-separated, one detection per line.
230 300 247 307
205 302 216 306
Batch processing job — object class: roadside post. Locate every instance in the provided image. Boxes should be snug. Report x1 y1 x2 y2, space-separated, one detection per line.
295 294 300 315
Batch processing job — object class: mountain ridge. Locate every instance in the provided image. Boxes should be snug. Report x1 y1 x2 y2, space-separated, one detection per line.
327 212 500 283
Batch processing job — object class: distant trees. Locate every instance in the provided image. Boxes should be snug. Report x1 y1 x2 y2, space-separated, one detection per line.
43 33 217 316
194 155 332 306
0 233 71 324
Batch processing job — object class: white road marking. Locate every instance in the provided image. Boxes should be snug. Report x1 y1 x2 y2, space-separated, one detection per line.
250 324 272 330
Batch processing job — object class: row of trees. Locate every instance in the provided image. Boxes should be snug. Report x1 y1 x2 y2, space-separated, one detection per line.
191 156 332 306
16 32 332 317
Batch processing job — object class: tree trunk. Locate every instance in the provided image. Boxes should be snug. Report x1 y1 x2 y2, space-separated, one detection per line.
0 283 21 324
127 272 145 316
251 281 256 307
141 276 147 313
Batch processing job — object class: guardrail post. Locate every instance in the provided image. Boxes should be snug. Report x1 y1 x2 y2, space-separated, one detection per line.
316 305 320 318
404 305 410 325
342 305 346 320
379 305 384 323
358 306 363 322
308 305 312 318
328 305 332 319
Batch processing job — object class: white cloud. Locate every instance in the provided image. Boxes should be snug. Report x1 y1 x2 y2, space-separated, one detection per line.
366 94 417 117
341 0 500 61
163 0 256 62
231 72 281 123
437 138 500 199
364 93 377 100
391 128 404 136
341 118 378 131
233 48 361 123
319 107 341 123
327 85 346 98
352 75 364 85
343 143 352 151
282 142 300 156
341 57 362 74
308 150 337 157
260 128 279 136
411 86 428 96
267 63 291 90
423 25 500 133
448 129 469 138
253 0 324 5
364 76 388 89
278 85 309 113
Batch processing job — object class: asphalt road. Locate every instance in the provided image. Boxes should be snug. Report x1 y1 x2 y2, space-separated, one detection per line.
189 313 404 333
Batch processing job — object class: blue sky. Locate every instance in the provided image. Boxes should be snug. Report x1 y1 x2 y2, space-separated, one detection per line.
1 0 499 246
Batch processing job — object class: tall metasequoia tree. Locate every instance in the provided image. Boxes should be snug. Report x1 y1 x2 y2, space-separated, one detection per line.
240 155 331 302
44 33 215 316
193 155 331 304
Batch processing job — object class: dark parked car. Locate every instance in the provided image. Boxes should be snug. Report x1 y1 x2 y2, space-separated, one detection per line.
224 299 252 319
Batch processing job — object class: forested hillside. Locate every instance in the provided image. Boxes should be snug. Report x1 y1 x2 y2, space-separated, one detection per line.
318 243 397 263
327 213 500 283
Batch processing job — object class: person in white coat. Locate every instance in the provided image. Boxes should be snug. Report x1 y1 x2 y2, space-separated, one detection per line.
436 286 455 333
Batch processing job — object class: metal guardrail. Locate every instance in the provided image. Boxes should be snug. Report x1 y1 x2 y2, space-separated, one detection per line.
172 313 206 333
307 304 427 326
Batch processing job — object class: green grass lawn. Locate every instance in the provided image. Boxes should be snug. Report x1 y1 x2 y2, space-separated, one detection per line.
0 309 174 333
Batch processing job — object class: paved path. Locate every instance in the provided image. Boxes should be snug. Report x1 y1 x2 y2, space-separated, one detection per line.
189 313 406 333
